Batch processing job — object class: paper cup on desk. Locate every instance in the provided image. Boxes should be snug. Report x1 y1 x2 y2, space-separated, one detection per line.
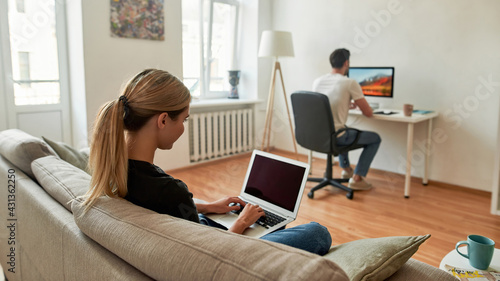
403 104 414 116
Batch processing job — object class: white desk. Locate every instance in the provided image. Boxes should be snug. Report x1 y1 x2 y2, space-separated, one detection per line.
348 109 439 198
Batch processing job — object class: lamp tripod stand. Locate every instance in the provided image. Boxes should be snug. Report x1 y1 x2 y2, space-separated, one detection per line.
260 60 298 157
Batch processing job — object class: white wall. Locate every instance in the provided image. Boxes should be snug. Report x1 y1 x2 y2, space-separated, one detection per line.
0 59 7 131
81 0 189 170
66 0 88 148
0 0 8 132
237 1 259 101
255 0 273 147
263 0 500 191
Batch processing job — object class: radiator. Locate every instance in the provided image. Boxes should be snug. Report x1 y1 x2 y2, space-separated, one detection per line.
189 109 253 163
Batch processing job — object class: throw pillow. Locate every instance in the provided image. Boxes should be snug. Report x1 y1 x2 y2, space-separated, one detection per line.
32 155 91 212
0 129 56 179
324 234 431 281
42 136 89 173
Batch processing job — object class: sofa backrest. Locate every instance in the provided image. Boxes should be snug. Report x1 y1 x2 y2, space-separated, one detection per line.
72 196 349 281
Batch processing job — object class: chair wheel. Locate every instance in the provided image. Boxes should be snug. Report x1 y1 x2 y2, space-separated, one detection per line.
307 192 314 199
346 192 353 200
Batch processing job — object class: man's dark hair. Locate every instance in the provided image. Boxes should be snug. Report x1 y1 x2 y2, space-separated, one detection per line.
329 48 350 69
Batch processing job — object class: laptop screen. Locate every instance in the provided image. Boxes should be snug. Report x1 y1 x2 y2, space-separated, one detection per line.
243 154 307 212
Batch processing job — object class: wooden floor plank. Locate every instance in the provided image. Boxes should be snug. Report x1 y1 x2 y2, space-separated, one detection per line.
168 149 500 268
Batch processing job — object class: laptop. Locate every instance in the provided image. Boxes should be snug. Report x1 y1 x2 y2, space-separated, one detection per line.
206 150 310 238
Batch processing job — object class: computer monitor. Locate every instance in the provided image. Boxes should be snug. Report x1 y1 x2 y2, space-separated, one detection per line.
348 67 394 98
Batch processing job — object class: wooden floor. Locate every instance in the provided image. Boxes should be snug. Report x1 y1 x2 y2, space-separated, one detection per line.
168 149 500 268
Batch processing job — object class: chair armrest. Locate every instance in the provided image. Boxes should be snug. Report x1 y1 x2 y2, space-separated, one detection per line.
332 127 363 155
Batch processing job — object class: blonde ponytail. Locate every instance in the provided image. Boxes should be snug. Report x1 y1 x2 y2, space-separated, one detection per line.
83 99 128 210
83 69 190 211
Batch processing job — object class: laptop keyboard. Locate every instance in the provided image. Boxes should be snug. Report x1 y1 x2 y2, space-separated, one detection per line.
231 204 286 229
258 210 286 228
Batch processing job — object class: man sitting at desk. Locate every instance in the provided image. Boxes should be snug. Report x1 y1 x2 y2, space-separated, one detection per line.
312 48 381 190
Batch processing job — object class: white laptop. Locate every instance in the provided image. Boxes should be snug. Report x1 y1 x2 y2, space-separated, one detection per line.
206 150 310 238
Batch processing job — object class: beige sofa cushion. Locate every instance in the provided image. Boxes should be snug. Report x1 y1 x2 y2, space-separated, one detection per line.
0 129 55 179
32 155 90 212
72 197 349 281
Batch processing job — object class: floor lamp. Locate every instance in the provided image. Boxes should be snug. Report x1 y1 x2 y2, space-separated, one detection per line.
258 30 298 157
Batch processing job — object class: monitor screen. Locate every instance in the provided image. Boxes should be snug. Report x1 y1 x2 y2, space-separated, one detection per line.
348 67 394 98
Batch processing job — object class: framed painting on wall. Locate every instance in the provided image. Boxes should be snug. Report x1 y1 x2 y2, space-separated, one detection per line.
110 0 165 41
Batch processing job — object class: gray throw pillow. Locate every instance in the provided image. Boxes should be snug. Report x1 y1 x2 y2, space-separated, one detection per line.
324 235 431 281
32 155 91 212
0 129 56 178
42 136 89 173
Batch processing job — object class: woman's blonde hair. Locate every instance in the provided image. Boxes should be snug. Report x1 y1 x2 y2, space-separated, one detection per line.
83 69 191 210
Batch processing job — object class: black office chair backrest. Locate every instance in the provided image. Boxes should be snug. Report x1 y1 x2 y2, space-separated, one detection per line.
291 91 336 154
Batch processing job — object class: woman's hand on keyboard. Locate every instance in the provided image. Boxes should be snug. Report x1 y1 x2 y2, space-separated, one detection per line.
197 196 245 214
229 203 265 234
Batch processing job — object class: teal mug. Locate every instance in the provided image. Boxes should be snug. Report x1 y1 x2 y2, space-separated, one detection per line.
456 235 495 270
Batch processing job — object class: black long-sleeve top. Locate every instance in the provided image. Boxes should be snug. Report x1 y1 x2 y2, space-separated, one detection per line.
124 159 200 223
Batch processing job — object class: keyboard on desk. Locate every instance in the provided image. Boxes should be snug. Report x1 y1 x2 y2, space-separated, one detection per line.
231 206 286 229
374 110 397 115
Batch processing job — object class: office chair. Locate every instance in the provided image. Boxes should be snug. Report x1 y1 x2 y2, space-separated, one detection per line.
291 91 364 199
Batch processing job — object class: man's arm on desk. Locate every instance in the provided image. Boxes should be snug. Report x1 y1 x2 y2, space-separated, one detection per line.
354 98 373 117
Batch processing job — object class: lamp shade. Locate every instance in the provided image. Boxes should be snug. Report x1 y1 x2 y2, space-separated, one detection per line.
258 30 294 58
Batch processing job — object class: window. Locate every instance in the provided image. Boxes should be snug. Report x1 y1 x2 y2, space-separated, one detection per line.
182 0 239 98
7 0 61 105
18 52 30 87
0 0 71 143
15 0 25 13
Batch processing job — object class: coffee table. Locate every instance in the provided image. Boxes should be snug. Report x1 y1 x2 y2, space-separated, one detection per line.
440 246 500 271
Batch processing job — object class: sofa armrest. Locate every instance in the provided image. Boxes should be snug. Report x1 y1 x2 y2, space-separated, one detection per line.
385 258 456 281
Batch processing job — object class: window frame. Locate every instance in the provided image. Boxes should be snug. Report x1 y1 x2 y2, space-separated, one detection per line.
184 0 239 99
0 0 72 143
2 0 70 107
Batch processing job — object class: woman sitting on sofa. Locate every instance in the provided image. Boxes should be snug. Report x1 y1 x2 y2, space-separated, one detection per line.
82 69 332 255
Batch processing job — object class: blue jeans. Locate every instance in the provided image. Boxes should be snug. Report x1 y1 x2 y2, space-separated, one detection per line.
199 215 331 256
336 130 381 177
260 222 332 256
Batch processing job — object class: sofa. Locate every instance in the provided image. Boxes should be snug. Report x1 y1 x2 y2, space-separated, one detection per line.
0 129 456 281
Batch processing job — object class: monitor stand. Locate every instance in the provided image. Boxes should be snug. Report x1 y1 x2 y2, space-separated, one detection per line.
369 102 380 110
